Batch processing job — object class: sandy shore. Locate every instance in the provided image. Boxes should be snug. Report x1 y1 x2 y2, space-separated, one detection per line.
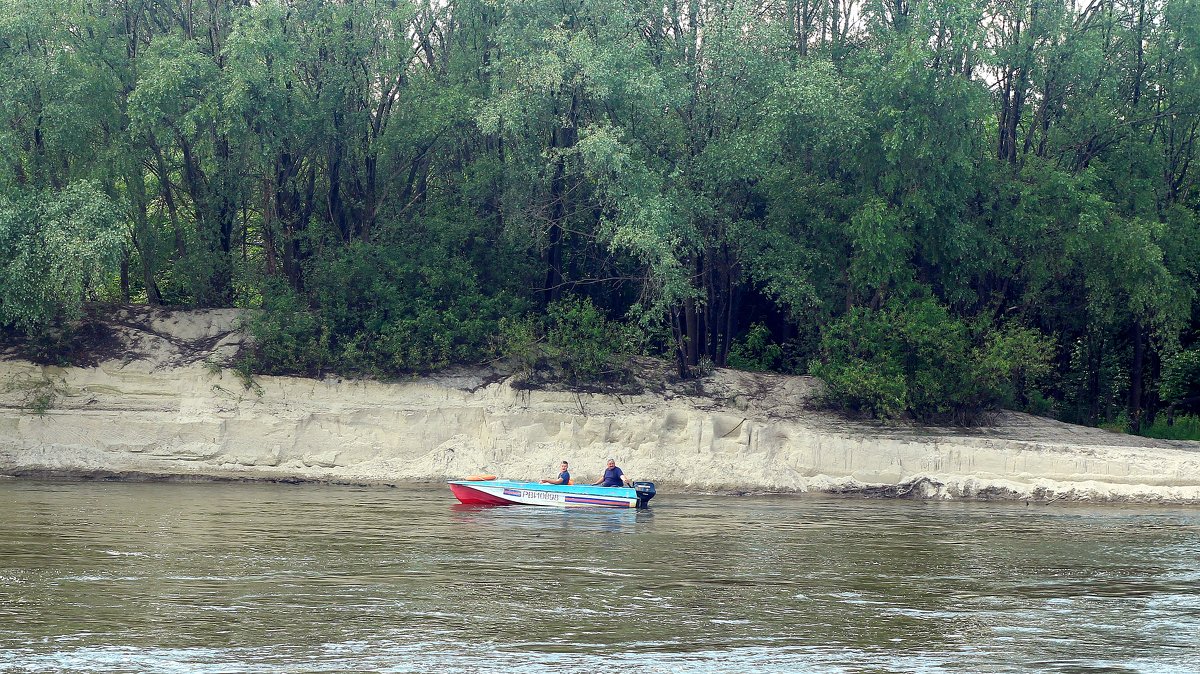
2 306 1198 503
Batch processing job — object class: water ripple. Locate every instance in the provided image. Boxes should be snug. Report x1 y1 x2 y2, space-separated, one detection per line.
1 481 1198 673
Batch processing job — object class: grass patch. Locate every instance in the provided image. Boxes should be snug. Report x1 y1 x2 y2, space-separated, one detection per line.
1137 414 1200 441
27 388 54 415
3 372 62 416
1101 413 1200 441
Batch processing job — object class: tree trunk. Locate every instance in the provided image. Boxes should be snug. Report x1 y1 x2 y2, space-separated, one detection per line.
119 255 131 303
1129 320 1145 433
1089 334 1102 425
128 163 163 305
261 179 280 278
672 307 692 379
684 298 699 367
543 92 578 306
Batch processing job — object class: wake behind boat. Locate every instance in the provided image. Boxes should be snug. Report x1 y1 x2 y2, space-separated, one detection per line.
449 479 656 509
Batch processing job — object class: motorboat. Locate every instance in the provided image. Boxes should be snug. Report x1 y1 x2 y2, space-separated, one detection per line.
448 478 656 509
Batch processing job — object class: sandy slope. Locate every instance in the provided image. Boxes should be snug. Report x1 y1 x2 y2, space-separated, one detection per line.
1 306 1198 502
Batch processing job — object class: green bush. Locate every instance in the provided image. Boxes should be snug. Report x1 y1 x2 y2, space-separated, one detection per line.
545 295 629 383
321 244 513 373
975 323 1056 413
811 297 1054 424
728 323 784 372
1058 333 1130 427
247 243 523 377
1160 347 1200 411
495 296 637 385
1103 411 1200 441
1138 414 1200 441
497 315 540 375
817 355 909 419
0 182 121 334
244 280 330 376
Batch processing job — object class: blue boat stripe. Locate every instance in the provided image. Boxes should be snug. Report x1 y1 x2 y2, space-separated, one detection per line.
564 496 631 507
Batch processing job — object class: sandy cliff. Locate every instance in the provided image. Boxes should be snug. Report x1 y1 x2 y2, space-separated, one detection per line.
2 306 1198 502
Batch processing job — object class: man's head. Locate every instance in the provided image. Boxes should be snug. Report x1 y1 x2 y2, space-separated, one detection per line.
561 461 569 469
606 458 616 468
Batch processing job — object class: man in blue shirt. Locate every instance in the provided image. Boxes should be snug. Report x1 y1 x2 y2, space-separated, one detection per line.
541 460 571 485
593 458 631 487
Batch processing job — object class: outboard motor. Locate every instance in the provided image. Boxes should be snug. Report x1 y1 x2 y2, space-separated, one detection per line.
633 481 656 509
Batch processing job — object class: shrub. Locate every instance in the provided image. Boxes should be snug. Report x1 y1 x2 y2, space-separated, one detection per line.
1103 411 1200 441
497 315 540 375
1139 414 1200 441
0 182 121 334
816 355 909 419
812 296 1053 424
1161 347 1200 413
244 280 330 376
728 323 784 372
975 323 1056 413
247 243 523 377
545 295 629 383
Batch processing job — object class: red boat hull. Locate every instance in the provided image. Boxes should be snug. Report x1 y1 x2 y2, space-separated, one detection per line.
449 482 515 506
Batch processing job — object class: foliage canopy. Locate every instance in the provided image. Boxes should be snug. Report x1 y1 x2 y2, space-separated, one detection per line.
2 0 1199 430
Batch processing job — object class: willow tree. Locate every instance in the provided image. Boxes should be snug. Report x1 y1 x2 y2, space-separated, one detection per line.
0 183 122 333
0 1 125 329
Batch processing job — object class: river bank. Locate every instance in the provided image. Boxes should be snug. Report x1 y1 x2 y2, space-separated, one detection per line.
1 306 1198 502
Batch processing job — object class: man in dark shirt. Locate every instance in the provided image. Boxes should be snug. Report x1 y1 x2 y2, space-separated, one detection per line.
593 458 631 487
541 460 571 485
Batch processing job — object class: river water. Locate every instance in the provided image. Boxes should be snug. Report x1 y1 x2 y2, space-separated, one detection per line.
0 480 1197 673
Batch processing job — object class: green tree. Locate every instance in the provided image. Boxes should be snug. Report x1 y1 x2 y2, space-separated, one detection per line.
0 182 122 332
